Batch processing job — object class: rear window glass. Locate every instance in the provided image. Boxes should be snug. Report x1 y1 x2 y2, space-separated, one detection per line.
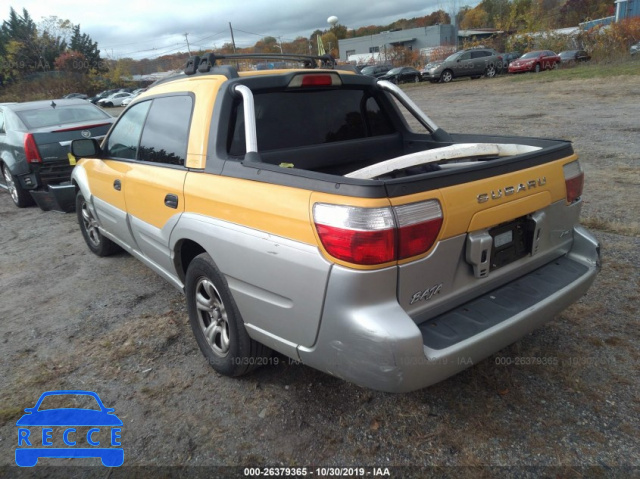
16 104 111 129
228 89 396 156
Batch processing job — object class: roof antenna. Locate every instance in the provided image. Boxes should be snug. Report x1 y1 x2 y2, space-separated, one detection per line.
50 100 57 109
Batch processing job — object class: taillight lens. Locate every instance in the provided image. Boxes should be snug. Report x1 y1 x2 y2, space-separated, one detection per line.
24 133 42 163
395 201 443 260
563 160 584 203
313 200 443 266
313 205 395 265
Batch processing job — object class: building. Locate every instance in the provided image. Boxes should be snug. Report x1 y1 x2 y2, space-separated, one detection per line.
615 0 640 20
339 24 457 63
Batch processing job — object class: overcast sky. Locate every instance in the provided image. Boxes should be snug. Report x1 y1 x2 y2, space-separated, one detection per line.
4 1 468 60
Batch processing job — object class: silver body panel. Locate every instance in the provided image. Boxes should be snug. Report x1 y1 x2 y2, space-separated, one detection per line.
299 225 599 392
398 199 579 321
169 213 332 349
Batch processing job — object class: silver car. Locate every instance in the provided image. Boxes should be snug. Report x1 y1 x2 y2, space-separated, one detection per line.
422 48 501 83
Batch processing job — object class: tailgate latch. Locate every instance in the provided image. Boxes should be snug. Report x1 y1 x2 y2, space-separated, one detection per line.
466 231 492 278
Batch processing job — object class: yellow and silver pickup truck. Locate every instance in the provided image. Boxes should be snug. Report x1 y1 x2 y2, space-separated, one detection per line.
70 53 600 393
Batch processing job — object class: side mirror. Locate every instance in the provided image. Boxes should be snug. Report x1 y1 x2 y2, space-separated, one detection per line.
70 138 101 158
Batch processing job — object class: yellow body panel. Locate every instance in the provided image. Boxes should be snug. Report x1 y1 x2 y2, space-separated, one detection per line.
468 191 552 230
184 174 316 245
81 159 131 210
124 164 186 229
89 68 576 271
438 156 574 237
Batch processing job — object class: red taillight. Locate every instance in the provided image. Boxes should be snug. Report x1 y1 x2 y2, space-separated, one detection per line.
563 160 584 203
24 133 42 163
315 224 396 265
288 73 342 88
313 201 443 266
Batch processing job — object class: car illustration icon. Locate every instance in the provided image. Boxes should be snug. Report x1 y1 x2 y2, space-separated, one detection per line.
16 390 123 467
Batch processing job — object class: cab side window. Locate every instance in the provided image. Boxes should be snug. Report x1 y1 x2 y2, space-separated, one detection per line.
0 110 5 134
105 101 151 159
138 95 192 166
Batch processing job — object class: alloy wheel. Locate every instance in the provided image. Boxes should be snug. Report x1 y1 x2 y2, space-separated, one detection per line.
80 200 101 247
195 278 230 357
2 166 18 204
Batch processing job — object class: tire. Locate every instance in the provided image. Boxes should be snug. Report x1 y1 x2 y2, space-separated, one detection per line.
485 64 496 78
534 64 541 73
440 69 453 83
76 191 121 256
185 253 271 377
2 163 34 207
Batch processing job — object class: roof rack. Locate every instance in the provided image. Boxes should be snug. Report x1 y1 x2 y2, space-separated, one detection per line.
184 52 337 76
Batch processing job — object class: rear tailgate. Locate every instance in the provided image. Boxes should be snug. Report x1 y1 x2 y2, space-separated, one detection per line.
394 152 582 322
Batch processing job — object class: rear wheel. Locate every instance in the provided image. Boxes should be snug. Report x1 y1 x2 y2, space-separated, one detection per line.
76 191 121 256
186 253 271 377
2 163 34 207
441 69 453 83
485 64 497 78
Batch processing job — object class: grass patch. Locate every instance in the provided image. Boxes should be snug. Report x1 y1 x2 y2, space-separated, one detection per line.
581 217 640 237
507 59 640 83
0 407 25 426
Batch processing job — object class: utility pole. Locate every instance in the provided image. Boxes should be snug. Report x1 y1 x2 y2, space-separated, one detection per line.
229 22 237 53
184 33 192 55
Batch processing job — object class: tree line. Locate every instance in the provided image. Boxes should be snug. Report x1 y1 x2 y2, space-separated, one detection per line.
0 7 104 87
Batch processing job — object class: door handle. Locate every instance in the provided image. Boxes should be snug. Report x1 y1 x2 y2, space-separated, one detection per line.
113 179 121 191
164 194 179 209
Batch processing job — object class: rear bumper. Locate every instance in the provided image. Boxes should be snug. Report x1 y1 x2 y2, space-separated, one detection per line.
29 183 76 212
298 226 600 393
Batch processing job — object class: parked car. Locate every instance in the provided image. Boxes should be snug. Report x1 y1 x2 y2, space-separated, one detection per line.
88 89 119 104
558 50 591 65
69 51 599 393
97 92 133 107
421 48 501 83
360 64 392 78
379 66 422 84
63 93 88 100
630 41 639 56
508 50 561 73
121 89 145 107
497 51 521 73
0 99 115 208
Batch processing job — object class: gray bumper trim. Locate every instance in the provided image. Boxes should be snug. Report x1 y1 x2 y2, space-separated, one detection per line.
419 256 589 350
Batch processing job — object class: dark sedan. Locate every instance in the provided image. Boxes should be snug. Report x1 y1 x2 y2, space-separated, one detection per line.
0 99 115 208
558 50 591 65
379 66 422 84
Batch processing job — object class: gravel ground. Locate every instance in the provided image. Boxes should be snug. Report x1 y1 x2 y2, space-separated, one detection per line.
1 72 639 478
